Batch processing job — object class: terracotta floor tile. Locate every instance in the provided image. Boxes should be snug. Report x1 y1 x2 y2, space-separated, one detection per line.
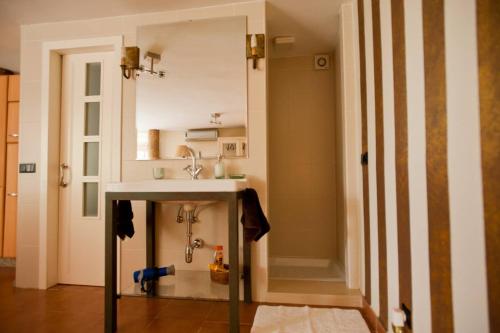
199 322 252 333
116 315 156 333
206 301 258 325
157 298 214 321
118 295 169 319
146 317 205 333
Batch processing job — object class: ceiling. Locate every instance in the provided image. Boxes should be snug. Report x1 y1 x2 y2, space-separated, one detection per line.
0 0 346 72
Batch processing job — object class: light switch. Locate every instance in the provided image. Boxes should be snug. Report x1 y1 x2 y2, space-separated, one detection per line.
19 163 36 173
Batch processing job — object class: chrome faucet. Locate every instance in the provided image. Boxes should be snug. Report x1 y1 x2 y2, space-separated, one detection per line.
177 146 203 179
183 163 203 180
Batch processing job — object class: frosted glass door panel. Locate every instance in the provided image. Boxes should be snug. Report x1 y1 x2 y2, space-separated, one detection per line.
85 102 100 136
83 182 98 217
84 142 99 176
85 63 101 96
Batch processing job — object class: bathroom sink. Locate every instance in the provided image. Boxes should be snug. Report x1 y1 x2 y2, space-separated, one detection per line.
165 200 216 206
106 178 248 193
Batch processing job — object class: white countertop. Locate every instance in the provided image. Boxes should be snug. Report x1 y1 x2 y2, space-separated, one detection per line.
106 179 248 193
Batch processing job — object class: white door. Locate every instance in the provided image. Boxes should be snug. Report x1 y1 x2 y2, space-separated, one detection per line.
58 52 113 286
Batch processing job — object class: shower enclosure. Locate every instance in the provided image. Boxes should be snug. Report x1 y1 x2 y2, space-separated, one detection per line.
268 54 346 289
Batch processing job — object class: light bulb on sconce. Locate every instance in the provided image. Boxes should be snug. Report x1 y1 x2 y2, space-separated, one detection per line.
250 34 258 69
251 34 258 48
247 34 265 70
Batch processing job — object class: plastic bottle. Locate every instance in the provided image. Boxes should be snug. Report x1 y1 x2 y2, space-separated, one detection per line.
214 154 225 179
214 245 224 267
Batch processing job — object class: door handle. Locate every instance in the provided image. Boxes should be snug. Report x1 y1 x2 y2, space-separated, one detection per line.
59 163 69 187
8 133 19 138
7 192 17 197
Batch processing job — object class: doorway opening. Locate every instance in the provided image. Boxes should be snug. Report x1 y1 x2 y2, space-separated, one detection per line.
268 54 345 289
267 2 363 303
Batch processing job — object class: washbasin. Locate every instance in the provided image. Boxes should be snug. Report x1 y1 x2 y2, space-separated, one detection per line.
165 200 216 206
106 178 248 193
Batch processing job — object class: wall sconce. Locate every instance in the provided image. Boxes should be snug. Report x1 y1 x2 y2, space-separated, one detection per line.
121 47 140 79
246 34 265 69
120 47 166 79
138 51 165 78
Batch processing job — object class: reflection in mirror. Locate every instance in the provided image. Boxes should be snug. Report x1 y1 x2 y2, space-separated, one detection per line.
135 16 248 160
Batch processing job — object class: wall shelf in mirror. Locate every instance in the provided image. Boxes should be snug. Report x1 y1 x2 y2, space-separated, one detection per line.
136 127 246 160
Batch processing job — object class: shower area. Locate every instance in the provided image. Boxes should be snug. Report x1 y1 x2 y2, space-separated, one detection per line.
268 53 346 292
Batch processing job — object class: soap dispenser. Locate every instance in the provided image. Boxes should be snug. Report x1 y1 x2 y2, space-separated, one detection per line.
214 154 225 179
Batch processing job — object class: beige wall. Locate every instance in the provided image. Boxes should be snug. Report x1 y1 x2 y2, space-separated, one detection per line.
16 1 268 301
268 55 339 261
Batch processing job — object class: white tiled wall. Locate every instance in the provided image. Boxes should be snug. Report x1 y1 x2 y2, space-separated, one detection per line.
268 55 339 261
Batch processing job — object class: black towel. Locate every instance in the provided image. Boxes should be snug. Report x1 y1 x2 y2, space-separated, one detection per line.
241 188 270 242
115 200 135 240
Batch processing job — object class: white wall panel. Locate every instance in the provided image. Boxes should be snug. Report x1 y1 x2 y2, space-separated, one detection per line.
379 0 399 326
404 0 432 331
363 0 380 315
445 0 489 331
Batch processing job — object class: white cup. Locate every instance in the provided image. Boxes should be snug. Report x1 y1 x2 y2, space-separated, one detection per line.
153 167 164 179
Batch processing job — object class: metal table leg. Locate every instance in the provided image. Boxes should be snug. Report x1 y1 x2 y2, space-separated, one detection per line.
243 238 252 303
105 196 117 333
146 201 156 296
228 194 240 333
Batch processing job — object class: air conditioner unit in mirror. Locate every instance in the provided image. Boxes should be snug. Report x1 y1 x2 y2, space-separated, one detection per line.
185 129 219 142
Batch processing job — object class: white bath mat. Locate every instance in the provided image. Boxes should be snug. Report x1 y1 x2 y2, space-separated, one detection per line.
251 305 370 333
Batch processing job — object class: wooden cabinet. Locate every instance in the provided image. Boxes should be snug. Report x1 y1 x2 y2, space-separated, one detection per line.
7 102 19 143
0 77 7 256
7 75 19 102
3 144 17 257
0 75 19 258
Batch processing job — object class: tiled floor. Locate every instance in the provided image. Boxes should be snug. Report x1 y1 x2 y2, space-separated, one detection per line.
0 267 373 332
0 267 256 332
121 269 237 300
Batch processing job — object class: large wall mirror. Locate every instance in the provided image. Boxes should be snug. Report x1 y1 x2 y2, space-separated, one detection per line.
135 16 248 160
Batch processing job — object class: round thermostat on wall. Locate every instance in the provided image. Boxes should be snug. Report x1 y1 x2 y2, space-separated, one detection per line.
314 55 330 70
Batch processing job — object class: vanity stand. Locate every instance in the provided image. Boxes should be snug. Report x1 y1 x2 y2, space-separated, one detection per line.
104 187 252 333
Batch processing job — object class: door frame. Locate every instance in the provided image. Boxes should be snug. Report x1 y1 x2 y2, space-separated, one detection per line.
39 36 122 289
338 2 363 291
